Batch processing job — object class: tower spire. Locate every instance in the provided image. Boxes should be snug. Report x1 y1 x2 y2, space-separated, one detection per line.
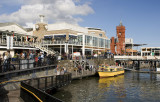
39 15 45 23
119 20 123 26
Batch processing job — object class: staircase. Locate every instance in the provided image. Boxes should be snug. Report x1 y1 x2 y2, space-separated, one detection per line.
33 42 56 54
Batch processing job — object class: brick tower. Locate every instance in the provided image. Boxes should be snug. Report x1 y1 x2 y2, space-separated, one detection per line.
116 21 125 55
110 37 116 54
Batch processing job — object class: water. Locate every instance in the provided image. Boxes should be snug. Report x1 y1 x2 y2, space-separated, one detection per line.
53 72 160 102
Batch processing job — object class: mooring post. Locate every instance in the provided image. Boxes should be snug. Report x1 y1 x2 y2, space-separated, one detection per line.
55 76 58 88
137 61 140 70
45 77 47 90
133 60 135 70
154 61 157 71
76 69 77 76
150 61 153 71
37 78 40 89
51 76 53 87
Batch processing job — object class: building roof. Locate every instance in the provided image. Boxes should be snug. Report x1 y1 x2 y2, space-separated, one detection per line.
0 22 33 36
47 22 88 33
0 22 28 32
141 47 160 49
119 20 123 26
87 27 102 31
125 43 147 47
126 49 137 52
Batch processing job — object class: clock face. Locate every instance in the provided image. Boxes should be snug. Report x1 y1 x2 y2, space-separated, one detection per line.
35 25 39 30
45 25 48 30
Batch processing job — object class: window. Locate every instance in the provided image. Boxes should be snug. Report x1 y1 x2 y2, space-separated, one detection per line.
99 34 103 37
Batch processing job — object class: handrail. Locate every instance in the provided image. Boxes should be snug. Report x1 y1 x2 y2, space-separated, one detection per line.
0 79 26 85
20 85 43 102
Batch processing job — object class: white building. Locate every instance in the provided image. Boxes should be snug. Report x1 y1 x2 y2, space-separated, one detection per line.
141 47 160 56
32 15 110 56
0 15 110 57
0 23 37 56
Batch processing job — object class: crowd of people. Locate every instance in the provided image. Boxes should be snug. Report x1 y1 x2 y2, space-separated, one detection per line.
0 51 12 72
0 51 57 72
55 65 67 75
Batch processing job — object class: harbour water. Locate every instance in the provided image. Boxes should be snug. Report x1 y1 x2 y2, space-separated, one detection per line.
53 72 160 102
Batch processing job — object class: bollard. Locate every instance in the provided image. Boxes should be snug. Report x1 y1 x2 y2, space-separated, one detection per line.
76 69 77 76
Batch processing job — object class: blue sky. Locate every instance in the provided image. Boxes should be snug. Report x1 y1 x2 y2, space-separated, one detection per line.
79 0 160 48
0 0 160 48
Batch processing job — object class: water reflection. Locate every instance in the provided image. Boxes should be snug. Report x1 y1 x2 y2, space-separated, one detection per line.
53 72 160 102
98 75 126 102
98 75 124 88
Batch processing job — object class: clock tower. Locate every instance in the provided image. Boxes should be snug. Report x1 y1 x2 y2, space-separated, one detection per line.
116 21 125 55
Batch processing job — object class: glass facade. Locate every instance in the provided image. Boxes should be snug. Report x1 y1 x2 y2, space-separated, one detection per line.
77 35 83 45
43 33 110 50
93 37 98 47
105 39 110 49
68 35 77 44
83 35 110 49
99 38 105 47
85 35 92 46
54 35 66 43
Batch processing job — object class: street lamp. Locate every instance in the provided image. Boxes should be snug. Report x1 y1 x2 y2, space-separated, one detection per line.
65 41 68 60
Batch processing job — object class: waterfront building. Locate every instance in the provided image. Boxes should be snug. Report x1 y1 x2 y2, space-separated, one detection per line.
110 21 125 55
110 21 145 56
33 15 110 56
0 15 110 57
141 47 160 56
0 23 37 56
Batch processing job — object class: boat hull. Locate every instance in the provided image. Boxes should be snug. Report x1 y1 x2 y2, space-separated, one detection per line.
98 70 124 78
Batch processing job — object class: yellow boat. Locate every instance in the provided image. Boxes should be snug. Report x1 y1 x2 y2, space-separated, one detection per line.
98 65 124 78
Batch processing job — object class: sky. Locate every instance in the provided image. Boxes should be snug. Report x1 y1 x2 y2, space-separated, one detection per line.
0 0 160 48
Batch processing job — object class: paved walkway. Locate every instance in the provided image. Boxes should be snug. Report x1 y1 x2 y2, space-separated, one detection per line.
6 69 96 102
8 90 23 102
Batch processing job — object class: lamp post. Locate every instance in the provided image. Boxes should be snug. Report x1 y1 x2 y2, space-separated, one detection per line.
65 41 68 60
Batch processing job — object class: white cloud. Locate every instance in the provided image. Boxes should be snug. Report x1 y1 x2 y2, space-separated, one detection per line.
0 0 94 27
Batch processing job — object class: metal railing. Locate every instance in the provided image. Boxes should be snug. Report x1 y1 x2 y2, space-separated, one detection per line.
20 82 63 102
24 73 72 90
0 57 57 73
20 73 72 102
114 55 160 60
0 38 35 47
42 40 83 46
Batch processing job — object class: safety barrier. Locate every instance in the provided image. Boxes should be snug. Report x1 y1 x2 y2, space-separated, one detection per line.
20 82 62 102
20 73 72 102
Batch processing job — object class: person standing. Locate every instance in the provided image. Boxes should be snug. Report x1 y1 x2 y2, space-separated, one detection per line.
3 52 8 72
60 68 64 75
41 53 44 65
0 54 2 73
56 68 60 75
